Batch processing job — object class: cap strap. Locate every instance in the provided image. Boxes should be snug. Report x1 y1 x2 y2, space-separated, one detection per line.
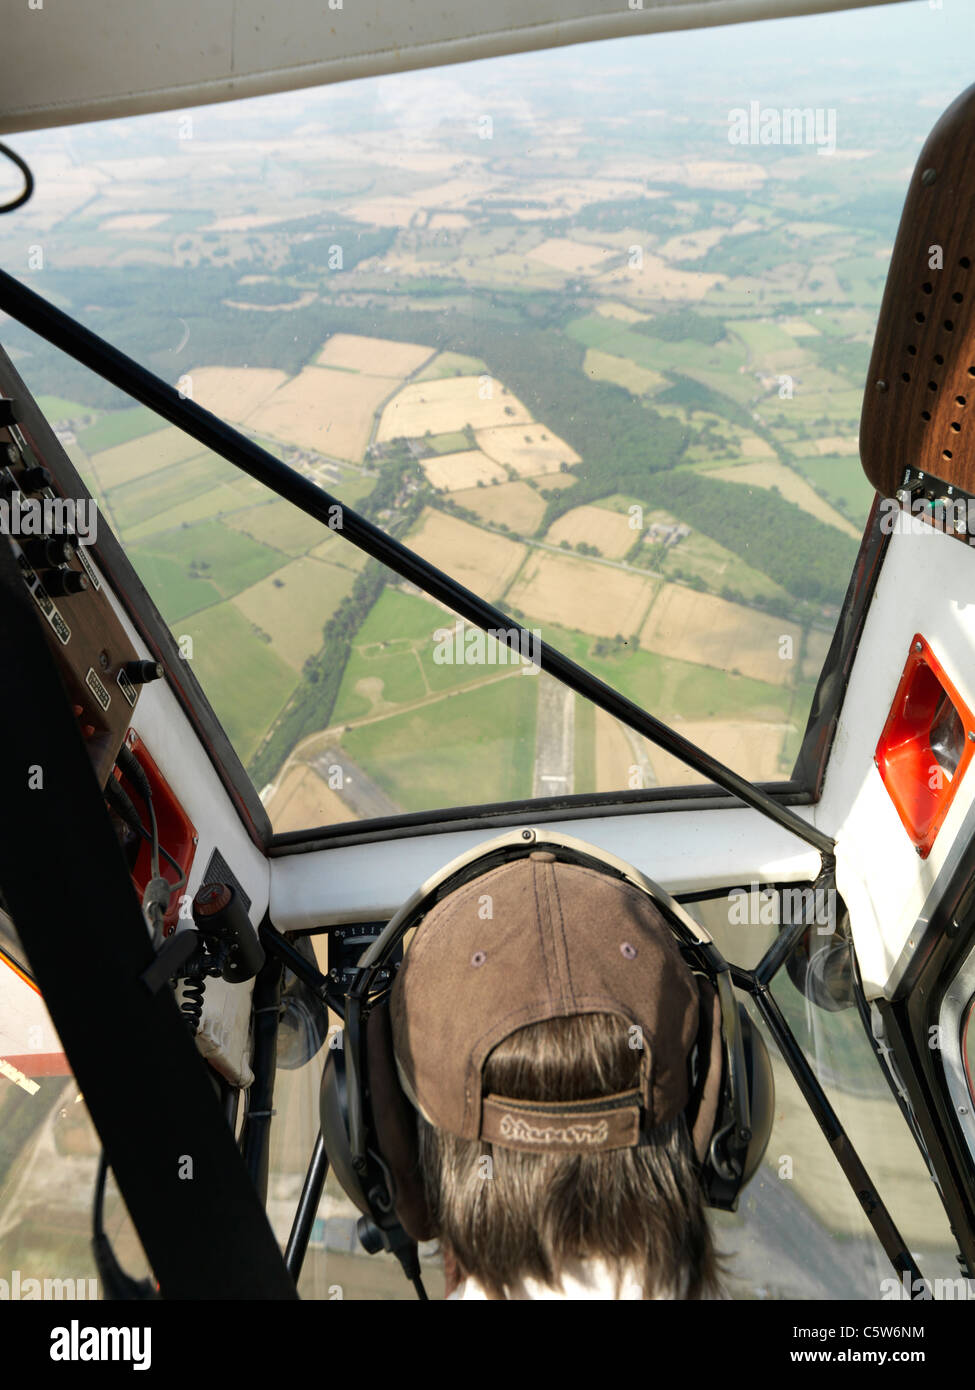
481 1090 642 1154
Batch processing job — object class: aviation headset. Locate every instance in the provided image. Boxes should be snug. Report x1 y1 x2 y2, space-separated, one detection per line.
320 827 774 1279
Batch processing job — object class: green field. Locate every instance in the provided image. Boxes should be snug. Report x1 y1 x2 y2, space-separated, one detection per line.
415 351 488 381
128 520 284 621
79 406 168 454
426 431 474 454
177 603 297 764
108 454 241 531
342 673 538 811
786 454 876 527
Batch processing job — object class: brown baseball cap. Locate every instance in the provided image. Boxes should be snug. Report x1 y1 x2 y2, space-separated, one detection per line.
389 851 722 1157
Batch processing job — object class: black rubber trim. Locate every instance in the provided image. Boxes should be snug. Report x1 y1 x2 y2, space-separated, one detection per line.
267 780 814 855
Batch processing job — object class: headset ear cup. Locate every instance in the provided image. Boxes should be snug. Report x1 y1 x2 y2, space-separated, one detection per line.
736 1004 775 1188
366 999 436 1242
320 1042 373 1218
689 977 724 1166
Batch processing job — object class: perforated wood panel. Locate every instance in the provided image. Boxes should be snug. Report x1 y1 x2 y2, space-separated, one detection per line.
860 83 975 498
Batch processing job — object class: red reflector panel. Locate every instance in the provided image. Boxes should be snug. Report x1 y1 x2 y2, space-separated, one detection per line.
876 634 975 859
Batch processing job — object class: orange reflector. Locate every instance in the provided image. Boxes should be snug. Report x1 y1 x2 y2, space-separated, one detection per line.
875 634 975 859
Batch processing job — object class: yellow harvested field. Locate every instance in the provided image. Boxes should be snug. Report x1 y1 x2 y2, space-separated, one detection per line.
91 427 206 490
342 197 422 227
420 450 507 491
249 367 393 462
781 317 820 337
224 292 317 313
475 423 580 477
640 586 801 687
526 238 616 274
595 251 725 302
265 764 356 833
405 509 526 603
376 377 532 441
103 213 168 231
190 367 289 424
643 720 792 787
508 551 656 639
813 434 860 455
739 435 776 458
453 481 547 533
593 708 657 793
595 301 649 323
546 505 637 560
317 334 434 378
709 461 860 538
232 556 355 670
583 349 666 396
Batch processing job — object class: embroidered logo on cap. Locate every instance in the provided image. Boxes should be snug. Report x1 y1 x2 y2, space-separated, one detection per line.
498 1113 610 1146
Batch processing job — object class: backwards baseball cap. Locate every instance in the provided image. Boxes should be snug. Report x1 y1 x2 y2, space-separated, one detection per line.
388 851 724 1160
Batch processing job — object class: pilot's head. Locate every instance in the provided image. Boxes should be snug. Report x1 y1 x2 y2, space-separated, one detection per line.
390 851 728 1300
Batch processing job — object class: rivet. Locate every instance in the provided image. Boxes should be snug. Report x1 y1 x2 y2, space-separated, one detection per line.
914 642 923 652
921 168 937 186
876 380 889 393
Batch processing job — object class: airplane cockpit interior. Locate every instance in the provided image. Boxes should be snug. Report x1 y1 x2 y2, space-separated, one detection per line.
2 0 975 1325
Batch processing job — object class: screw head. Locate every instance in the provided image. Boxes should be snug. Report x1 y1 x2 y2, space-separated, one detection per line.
914 642 923 653
876 379 889 393
921 167 937 186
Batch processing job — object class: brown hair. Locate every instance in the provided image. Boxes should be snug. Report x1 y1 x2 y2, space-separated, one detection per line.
415 1012 724 1300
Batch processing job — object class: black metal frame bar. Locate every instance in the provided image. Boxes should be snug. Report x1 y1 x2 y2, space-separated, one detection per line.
0 269 834 859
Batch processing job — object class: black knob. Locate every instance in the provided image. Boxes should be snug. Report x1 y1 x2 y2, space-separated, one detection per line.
25 536 74 569
21 465 52 492
124 659 164 685
44 568 88 597
0 399 20 427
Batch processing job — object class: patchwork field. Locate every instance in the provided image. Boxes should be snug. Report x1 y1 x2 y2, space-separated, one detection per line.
376 377 532 441
708 461 861 538
90 426 206 491
317 333 434 377
420 449 507 491
640 587 801 688
453 480 547 533
475 423 580 477
545 504 637 560
249 366 393 461
526 238 617 274
595 251 725 302
189 367 289 423
594 301 649 323
232 556 358 670
405 509 526 603
508 551 657 639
